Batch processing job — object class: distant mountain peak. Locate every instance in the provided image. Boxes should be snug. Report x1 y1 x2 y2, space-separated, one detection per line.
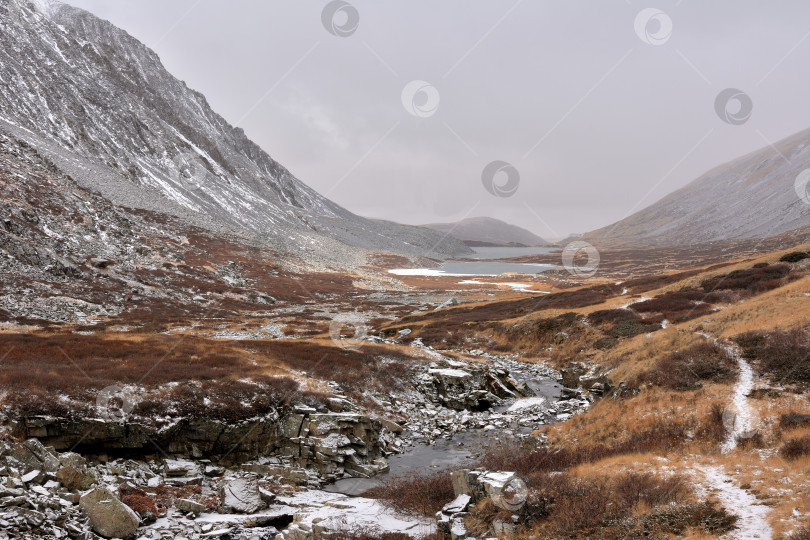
421 216 547 247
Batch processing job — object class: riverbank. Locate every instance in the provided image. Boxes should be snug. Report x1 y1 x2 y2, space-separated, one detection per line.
0 341 592 539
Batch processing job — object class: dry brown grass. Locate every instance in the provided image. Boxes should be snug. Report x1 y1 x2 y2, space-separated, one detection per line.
0 329 429 422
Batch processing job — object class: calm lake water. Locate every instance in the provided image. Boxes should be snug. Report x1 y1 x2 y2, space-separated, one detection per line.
389 246 560 277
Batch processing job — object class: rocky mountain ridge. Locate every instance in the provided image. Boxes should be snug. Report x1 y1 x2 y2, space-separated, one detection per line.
585 128 810 247
0 0 469 261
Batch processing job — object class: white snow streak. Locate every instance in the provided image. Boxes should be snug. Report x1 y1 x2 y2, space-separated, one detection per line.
698 465 772 540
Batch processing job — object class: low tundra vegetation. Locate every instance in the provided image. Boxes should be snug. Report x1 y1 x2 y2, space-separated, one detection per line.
635 343 739 391
367 417 739 538
780 435 810 461
0 331 419 424
780 251 809 263
735 326 810 387
700 262 799 295
364 469 457 516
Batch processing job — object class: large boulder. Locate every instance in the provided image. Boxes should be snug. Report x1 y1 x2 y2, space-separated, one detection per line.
450 469 525 506
4 439 61 474
79 488 140 539
56 452 96 490
219 477 265 514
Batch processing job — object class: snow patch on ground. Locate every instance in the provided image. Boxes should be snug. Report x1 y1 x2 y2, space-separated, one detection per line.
508 397 547 411
698 465 772 540
277 490 434 538
390 268 492 277
720 343 757 454
458 280 549 293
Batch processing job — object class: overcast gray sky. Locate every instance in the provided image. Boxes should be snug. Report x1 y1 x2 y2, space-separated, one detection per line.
64 0 810 240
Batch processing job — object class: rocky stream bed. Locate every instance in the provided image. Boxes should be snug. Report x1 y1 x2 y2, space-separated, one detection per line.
0 346 596 540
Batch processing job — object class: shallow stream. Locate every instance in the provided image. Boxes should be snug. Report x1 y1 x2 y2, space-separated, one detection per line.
325 372 563 496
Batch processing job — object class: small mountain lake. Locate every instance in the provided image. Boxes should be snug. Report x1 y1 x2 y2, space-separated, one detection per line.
390 246 560 277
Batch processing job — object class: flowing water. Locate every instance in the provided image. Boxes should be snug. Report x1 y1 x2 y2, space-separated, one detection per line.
325 373 563 496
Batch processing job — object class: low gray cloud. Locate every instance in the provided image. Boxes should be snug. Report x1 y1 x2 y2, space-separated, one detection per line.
64 0 810 239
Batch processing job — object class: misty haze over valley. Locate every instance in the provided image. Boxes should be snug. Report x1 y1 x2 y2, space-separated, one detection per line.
0 1 808 539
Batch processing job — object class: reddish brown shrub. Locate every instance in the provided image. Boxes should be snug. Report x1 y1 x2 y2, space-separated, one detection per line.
613 472 688 509
364 469 457 517
629 288 734 323
780 412 810 430
736 327 810 387
515 471 691 536
780 435 810 460
332 533 440 540
637 343 738 390
547 476 609 532
789 527 810 540
695 403 727 443
121 484 203 516
701 263 793 294
120 492 163 518
587 308 639 325
477 420 689 483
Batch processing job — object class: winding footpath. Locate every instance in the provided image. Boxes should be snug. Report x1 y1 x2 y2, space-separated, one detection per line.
698 465 773 540
695 332 772 539
720 341 757 454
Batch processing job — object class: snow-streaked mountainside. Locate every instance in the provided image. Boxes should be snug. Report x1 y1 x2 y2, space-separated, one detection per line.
421 217 547 246
0 0 469 259
585 128 810 247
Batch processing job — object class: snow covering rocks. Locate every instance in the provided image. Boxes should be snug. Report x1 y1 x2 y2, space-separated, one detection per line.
18 406 397 487
218 477 265 514
175 497 206 516
437 469 524 539
0 341 590 539
276 490 433 540
420 358 531 412
0 1 471 262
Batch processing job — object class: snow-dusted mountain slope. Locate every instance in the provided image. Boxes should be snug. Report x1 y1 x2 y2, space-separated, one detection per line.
0 0 469 258
584 128 810 247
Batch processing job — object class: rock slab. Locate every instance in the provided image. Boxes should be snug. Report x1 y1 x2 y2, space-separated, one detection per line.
79 487 140 539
